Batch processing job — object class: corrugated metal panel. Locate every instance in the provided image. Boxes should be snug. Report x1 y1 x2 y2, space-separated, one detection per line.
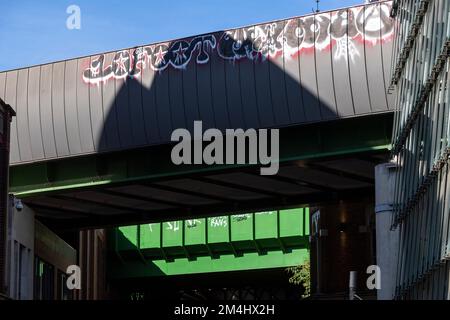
16 69 32 162
40 65 58 158
88 55 106 151
76 57 95 153
238 27 260 129
154 44 173 141
64 59 82 154
196 50 215 130
284 18 306 124
1 1 395 165
365 2 390 112
315 11 338 121
5 71 20 163
269 20 291 126
28 66 45 159
210 32 230 130
330 9 355 117
350 7 372 115
52 62 70 156
100 52 121 150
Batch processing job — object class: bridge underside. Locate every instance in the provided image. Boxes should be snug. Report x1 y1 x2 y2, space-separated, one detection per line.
9 113 392 230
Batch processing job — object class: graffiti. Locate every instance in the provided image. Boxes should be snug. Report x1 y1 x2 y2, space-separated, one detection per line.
83 35 216 84
255 211 275 215
218 2 393 62
82 2 393 85
186 219 202 228
166 221 180 232
210 216 228 228
232 214 252 222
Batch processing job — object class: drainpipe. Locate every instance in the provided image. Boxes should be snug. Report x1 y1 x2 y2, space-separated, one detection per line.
374 163 399 300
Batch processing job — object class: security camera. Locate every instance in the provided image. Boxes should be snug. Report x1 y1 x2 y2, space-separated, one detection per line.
14 198 23 212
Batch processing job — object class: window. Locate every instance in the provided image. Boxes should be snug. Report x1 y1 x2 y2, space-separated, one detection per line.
34 257 55 300
57 270 73 300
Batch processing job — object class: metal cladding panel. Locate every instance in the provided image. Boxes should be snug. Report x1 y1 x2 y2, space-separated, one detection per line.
365 3 390 112
88 55 107 151
5 71 20 163
381 11 394 110
238 27 260 129
2 1 395 165
154 45 173 141
181 37 200 134
127 48 147 147
349 7 372 116
196 54 215 130
28 67 45 160
141 52 161 144
269 21 291 126
39 65 58 159
113 54 133 148
101 52 121 150
16 69 32 162
253 23 275 128
330 9 354 118
224 49 245 129
315 11 338 121
52 62 70 156
77 57 95 153
283 19 306 124
299 15 322 122
64 59 82 154
168 66 187 132
209 32 230 130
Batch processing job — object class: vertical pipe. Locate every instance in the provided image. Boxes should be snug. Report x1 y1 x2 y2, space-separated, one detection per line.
349 271 357 300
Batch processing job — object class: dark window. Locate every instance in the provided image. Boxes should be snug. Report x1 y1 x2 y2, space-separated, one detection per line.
34 257 55 300
57 270 72 300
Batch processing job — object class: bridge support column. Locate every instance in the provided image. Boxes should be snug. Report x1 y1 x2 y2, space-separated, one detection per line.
375 163 399 300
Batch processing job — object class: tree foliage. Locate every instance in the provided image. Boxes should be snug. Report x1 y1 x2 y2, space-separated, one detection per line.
286 259 311 299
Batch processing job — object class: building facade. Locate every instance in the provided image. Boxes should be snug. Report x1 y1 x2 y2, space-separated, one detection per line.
390 0 450 299
0 98 15 299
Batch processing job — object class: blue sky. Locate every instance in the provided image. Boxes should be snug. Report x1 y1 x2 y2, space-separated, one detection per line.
0 0 364 71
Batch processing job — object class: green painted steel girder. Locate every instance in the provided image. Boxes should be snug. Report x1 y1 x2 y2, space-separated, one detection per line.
109 248 310 278
109 208 310 278
9 113 393 197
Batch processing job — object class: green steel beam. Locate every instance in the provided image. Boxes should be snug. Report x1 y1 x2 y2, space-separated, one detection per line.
108 248 309 278
9 113 393 198
108 208 310 278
